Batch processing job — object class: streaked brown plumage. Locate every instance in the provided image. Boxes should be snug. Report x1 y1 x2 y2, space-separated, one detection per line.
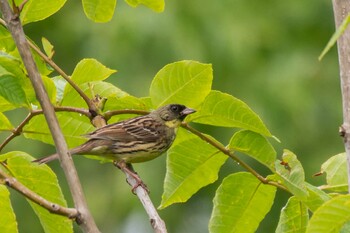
34 104 196 164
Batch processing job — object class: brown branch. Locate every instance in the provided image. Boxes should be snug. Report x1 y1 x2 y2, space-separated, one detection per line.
113 161 167 233
104 109 149 121
0 1 100 232
0 168 79 218
332 1 350 193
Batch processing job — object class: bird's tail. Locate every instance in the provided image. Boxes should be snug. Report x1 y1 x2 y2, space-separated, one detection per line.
33 153 60 164
33 146 85 164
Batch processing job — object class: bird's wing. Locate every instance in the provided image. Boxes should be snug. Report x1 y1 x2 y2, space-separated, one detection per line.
86 116 162 142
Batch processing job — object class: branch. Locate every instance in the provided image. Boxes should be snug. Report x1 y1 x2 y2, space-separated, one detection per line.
0 168 79 219
0 1 100 232
332 0 350 193
114 161 167 233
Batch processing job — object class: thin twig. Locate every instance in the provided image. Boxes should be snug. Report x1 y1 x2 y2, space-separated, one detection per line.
0 168 79 218
0 1 100 232
104 109 149 121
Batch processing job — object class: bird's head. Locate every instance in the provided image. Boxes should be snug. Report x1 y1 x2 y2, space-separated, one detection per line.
155 104 196 128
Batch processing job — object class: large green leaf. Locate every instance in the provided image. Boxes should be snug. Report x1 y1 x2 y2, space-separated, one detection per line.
125 0 164 12
228 130 276 170
276 196 308 233
14 0 67 24
82 0 117 23
319 153 347 192
0 74 28 107
160 129 227 209
189 90 271 136
23 112 94 148
150 60 212 108
275 150 307 199
306 195 350 233
1 152 72 233
0 185 18 233
209 172 276 233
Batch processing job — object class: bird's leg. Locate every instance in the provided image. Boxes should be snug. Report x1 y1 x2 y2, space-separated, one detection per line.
113 160 149 194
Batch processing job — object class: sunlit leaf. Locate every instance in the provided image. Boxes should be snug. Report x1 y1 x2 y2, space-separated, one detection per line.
228 130 276 170
125 0 164 12
82 0 117 23
42 37 54 59
150 60 212 108
1 152 72 233
0 26 16 52
209 172 276 233
275 149 307 199
276 196 308 233
160 129 227 209
15 0 67 24
0 185 18 233
319 153 347 192
306 195 350 233
70 58 116 84
189 90 271 136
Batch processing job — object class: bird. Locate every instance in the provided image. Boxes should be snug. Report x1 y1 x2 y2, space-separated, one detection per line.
33 104 196 164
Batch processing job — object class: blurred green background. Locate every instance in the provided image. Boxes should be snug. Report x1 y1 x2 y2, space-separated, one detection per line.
2 0 344 232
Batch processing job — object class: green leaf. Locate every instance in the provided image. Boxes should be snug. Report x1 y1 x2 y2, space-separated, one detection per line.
23 112 94 148
150 60 212 108
189 90 272 136
0 185 18 233
16 0 67 24
70 58 116 84
125 0 164 12
228 130 276 170
275 149 307 199
42 37 54 59
52 76 67 103
209 172 276 233
319 14 350 60
0 112 13 130
82 0 117 23
42 76 57 104
2 151 72 233
160 129 227 209
0 74 28 107
62 81 128 108
319 153 347 192
306 195 350 233
276 196 308 233
304 182 331 212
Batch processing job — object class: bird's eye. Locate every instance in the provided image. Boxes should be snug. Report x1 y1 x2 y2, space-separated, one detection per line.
171 105 179 112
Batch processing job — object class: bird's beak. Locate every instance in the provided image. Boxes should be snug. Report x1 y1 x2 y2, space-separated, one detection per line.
181 107 196 116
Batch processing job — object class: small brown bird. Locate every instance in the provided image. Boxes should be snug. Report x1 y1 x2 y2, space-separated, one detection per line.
34 104 196 164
